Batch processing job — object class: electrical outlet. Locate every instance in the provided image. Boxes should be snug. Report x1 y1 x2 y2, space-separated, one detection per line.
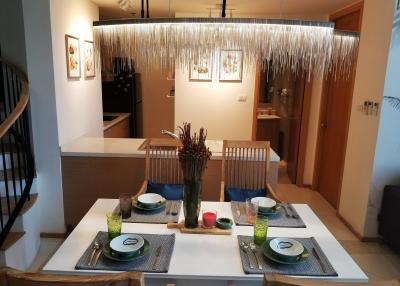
238 95 247 102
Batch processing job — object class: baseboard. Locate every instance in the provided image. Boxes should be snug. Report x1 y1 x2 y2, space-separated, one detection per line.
40 232 67 239
336 212 381 242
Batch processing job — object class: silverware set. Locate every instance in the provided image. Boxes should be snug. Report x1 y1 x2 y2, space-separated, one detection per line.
312 247 327 273
166 202 179 216
88 241 102 266
152 245 162 270
282 204 299 219
240 241 263 270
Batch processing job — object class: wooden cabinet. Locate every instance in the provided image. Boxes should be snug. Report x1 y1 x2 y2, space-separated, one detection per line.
256 118 280 152
104 117 130 138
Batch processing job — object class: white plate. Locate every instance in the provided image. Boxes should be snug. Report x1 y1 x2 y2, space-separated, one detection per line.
137 193 163 206
110 234 145 254
251 197 276 209
269 238 304 257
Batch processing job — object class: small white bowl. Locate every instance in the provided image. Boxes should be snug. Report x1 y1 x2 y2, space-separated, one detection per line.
110 234 144 254
269 238 304 257
251 197 277 209
137 193 163 206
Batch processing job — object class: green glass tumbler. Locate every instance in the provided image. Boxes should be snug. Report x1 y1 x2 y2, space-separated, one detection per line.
107 212 122 240
254 215 268 246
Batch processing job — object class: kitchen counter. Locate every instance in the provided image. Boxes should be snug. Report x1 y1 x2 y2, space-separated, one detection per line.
103 112 130 131
61 137 280 162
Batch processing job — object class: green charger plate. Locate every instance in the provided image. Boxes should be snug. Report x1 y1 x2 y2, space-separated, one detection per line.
132 198 166 211
261 239 309 265
103 239 150 262
258 204 282 216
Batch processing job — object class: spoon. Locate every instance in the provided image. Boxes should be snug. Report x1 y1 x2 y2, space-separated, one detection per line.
249 242 263 270
240 242 254 269
88 241 100 266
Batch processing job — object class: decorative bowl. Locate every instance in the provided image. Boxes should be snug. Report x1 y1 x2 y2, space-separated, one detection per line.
216 217 233 229
109 234 145 257
137 193 164 208
251 197 277 212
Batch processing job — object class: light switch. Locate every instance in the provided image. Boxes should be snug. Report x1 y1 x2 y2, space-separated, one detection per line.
238 95 247 102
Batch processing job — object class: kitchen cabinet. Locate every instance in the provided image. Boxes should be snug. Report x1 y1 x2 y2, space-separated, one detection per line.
256 116 280 152
103 113 130 138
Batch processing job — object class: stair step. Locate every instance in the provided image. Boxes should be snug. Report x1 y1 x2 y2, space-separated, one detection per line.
0 231 25 251
1 193 38 216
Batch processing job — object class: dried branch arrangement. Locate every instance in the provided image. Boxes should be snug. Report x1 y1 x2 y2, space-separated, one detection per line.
178 123 212 181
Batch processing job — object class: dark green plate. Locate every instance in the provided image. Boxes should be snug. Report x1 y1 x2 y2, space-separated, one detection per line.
103 239 150 262
258 204 282 216
132 199 166 211
261 239 309 265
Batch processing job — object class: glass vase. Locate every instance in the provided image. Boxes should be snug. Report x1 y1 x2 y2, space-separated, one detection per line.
183 179 202 228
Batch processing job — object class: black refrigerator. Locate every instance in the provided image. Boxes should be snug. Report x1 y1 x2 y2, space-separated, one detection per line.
101 62 142 138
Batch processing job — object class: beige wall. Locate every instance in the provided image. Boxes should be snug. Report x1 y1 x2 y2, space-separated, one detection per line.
174 58 256 140
140 69 175 138
339 0 396 237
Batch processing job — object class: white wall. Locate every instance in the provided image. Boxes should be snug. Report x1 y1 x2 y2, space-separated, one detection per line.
22 0 64 233
339 0 396 237
50 0 103 147
366 11 400 237
175 58 255 140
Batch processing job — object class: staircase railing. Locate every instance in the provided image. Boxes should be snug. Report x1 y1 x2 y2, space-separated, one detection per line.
0 57 35 249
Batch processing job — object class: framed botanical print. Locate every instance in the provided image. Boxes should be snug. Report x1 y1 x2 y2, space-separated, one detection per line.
65 34 81 79
219 50 243 82
84 40 95 78
189 56 213 81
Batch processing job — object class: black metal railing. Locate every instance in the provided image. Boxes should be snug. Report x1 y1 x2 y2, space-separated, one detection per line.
0 56 35 249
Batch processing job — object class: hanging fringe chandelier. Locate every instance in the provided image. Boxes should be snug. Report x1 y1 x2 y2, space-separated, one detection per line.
93 17 359 76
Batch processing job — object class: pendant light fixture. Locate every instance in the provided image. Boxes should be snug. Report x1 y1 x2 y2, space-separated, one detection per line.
93 0 359 76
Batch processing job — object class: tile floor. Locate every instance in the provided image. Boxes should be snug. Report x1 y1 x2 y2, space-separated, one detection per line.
28 181 400 285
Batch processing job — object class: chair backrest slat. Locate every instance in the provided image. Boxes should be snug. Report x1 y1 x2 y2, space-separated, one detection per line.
222 140 270 190
146 138 182 184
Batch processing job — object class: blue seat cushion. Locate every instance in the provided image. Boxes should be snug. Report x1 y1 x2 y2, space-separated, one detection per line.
146 181 183 200
224 186 266 202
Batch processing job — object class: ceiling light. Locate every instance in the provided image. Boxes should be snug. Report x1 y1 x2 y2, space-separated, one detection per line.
93 17 359 76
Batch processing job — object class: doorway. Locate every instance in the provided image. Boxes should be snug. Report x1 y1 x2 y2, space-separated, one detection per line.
253 62 311 185
313 2 363 208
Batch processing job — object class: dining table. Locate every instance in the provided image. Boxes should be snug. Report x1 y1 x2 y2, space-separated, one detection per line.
43 199 368 286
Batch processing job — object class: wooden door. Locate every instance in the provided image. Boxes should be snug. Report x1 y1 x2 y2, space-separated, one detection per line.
314 3 363 208
287 72 306 183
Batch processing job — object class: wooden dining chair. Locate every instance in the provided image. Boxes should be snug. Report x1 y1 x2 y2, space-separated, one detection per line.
135 138 183 200
220 140 281 202
0 267 144 286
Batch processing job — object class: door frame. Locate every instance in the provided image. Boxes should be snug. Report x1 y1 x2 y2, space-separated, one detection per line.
312 2 364 203
252 64 313 186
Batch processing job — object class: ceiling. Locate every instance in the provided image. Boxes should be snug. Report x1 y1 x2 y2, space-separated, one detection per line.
92 0 361 20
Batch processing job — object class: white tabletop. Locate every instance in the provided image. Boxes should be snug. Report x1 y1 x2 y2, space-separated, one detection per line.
43 200 367 285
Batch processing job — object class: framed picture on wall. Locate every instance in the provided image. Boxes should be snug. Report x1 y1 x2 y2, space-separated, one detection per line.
189 56 213 81
219 50 243 82
65 34 81 79
84 40 95 78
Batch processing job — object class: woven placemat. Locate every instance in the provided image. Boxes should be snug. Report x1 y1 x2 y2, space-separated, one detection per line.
115 200 182 224
237 235 337 276
75 231 175 273
231 202 306 228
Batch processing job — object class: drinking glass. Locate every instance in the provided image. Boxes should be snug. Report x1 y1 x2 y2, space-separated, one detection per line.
107 212 122 240
254 215 268 245
246 198 259 224
202 210 217 228
119 194 132 219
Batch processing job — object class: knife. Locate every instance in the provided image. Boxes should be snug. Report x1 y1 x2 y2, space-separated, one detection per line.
152 245 162 270
312 247 327 273
236 203 241 218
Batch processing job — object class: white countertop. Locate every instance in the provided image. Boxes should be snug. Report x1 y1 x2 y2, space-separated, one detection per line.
43 199 368 284
103 112 131 131
61 137 280 162
257 115 280 120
